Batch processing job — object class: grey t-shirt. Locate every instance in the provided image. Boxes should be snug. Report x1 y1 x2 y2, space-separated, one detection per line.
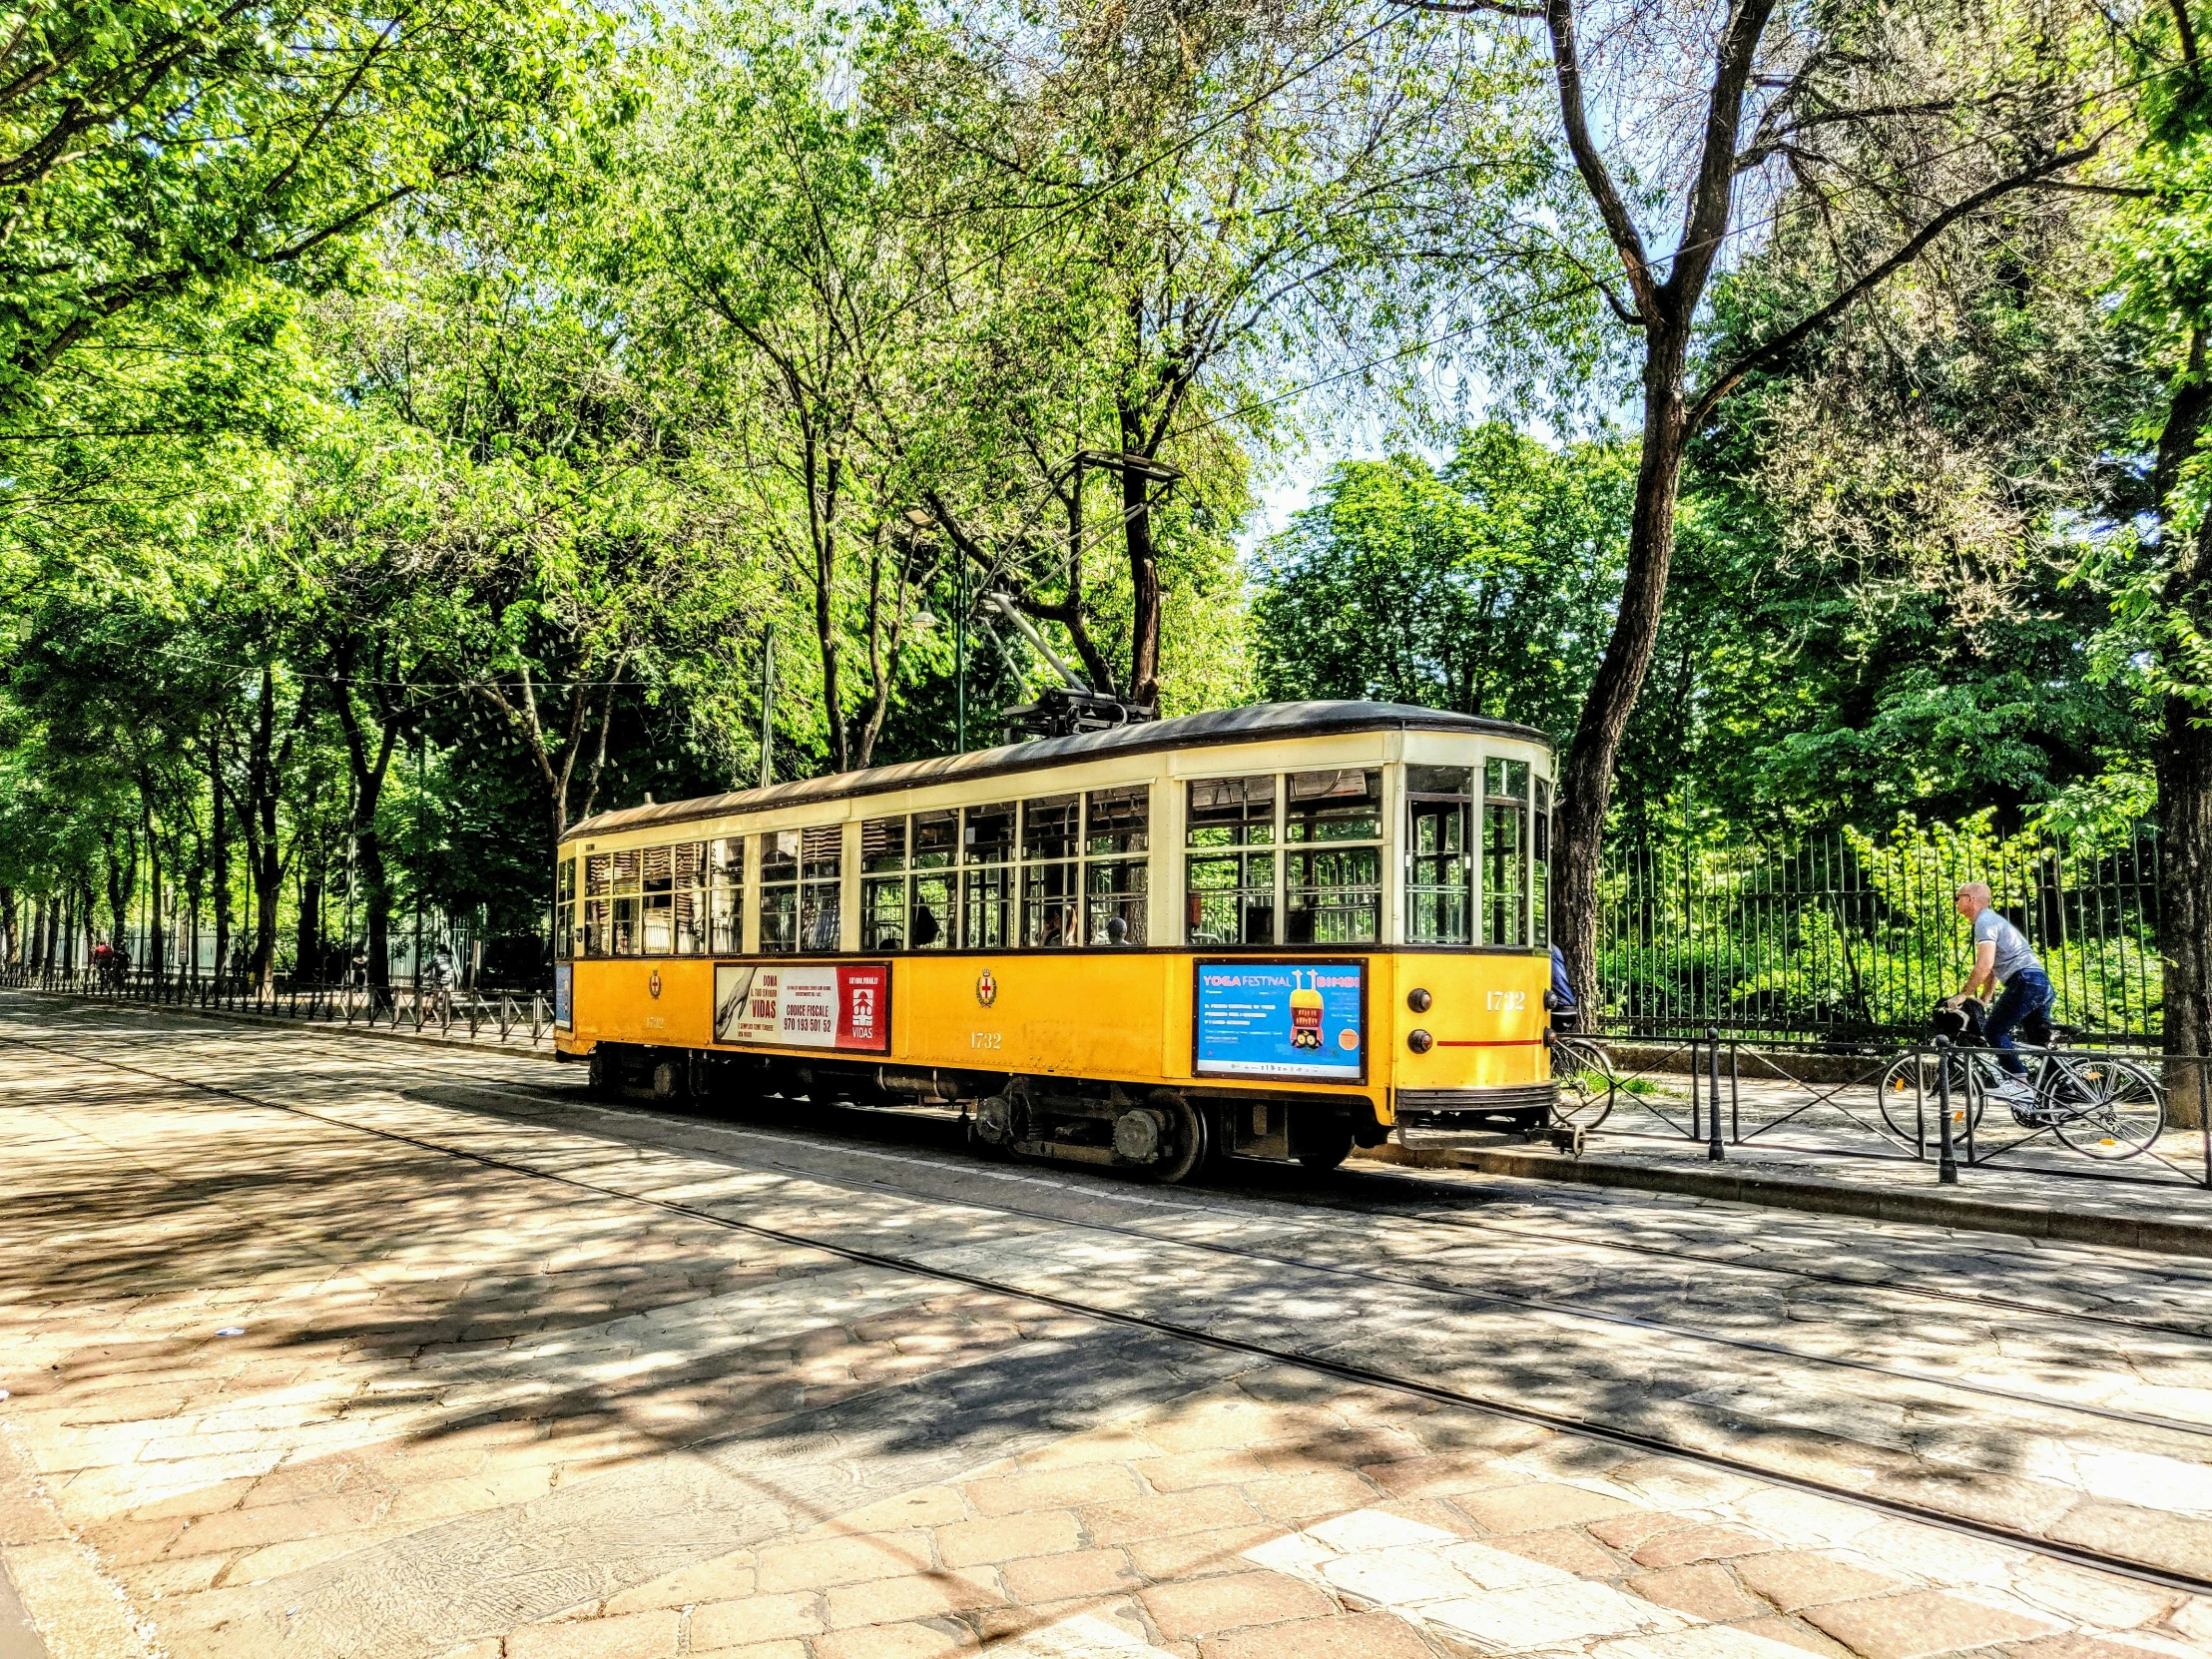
1973 906 2042 983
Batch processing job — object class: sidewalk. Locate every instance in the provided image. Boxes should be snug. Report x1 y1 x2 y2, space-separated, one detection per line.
1377 1073 2212 1260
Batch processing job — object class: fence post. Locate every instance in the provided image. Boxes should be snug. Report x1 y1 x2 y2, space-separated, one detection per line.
1936 1035 1958 1185
1689 1033 1702 1143
2199 1055 2209 1192
1729 1043 1740 1143
1706 1027 1725 1162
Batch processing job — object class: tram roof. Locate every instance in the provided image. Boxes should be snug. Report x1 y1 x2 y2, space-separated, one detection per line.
564 700 1548 841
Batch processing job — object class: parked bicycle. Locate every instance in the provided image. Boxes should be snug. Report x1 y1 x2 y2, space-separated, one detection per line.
1548 1018 1618 1129
1877 998 2164 1159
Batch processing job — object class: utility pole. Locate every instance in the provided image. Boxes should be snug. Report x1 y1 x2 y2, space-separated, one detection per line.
758 629 776 790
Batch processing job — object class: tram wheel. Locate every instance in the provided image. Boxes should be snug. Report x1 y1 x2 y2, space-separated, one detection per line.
648 1057 687 1102
1142 1090 1209 1184
587 1046 619 1101
1297 1121 1355 1172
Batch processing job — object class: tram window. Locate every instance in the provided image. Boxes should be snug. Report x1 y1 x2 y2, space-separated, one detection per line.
1484 758 1530 947
1087 856 1147 945
1287 846 1382 943
1406 766 1473 946
1284 771 1381 942
1187 775 1275 847
800 825 842 952
610 847 642 956
1022 796 1079 945
910 868 952 949
1023 795 1080 860
909 809 955 950
583 854 611 957
670 842 706 955
1083 786 1149 945
641 845 674 955
1186 853 1274 945
1086 786 1149 855
1287 769 1382 842
862 816 906 871
1185 776 1275 946
1532 779 1551 947
862 874 906 950
860 817 906 950
708 837 743 954
960 805 1013 949
556 857 576 961
912 808 957 867
759 830 800 953
1024 859 1079 946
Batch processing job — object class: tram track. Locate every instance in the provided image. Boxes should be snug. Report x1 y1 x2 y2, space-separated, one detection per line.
374 1073 2212 1445
31 992 2212 1344
10 1021 2212 1603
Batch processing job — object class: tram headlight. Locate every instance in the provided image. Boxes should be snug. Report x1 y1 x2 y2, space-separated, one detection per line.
1406 1028 1433 1054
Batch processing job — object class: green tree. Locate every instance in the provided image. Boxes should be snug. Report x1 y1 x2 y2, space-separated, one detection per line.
0 0 608 405
1252 425 1631 739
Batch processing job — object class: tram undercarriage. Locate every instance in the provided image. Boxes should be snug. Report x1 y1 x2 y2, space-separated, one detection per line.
578 1041 1394 1180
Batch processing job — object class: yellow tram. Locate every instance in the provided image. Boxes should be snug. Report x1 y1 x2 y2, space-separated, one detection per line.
552 701 1557 1181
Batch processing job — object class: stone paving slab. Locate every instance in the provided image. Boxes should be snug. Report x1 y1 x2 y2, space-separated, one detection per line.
5 996 2212 1659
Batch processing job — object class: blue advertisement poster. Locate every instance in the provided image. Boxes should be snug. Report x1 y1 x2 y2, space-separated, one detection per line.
1194 961 1365 1080
553 962 573 1030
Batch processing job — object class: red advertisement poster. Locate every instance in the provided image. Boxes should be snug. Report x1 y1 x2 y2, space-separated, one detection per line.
836 964 888 1051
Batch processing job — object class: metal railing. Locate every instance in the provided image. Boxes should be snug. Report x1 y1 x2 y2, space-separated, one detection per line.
1601 820 2162 1041
0 964 557 1048
1586 1026 2210 1190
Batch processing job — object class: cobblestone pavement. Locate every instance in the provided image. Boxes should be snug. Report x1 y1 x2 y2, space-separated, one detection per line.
5 995 2212 1659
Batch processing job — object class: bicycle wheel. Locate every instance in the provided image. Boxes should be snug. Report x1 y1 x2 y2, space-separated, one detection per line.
2052 1056 2165 1159
1551 1036 1616 1129
1876 1051 1984 1144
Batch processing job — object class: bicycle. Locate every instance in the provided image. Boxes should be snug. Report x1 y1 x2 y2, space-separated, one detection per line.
1548 1020 1618 1129
1877 1001 2165 1160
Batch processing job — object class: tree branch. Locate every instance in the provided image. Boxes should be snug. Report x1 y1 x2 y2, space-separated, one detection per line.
1686 138 2105 428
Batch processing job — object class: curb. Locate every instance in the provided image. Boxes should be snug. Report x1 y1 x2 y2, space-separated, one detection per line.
1359 1139 2212 1261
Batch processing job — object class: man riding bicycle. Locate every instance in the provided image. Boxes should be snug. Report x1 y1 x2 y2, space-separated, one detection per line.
1947 881 2052 1114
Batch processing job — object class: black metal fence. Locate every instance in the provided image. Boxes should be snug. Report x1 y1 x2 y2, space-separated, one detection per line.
0 964 558 1047
1600 820 2162 1041
1596 1030 2208 1190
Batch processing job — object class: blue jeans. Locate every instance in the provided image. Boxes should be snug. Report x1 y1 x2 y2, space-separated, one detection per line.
1986 969 2053 1077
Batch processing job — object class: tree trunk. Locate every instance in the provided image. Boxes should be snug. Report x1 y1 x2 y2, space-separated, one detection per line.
211 733 230 983
1553 328 1690 1012
332 686 400 993
2160 692 2211 1129
2154 327 2212 1127
297 868 322 983
104 830 136 953
1121 403 1163 709
141 788 165 978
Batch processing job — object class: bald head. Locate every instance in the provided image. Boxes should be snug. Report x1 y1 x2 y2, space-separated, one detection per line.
1953 881 1991 917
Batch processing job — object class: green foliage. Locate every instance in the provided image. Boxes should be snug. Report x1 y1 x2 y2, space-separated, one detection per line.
0 0 611 406
1251 424 1631 740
